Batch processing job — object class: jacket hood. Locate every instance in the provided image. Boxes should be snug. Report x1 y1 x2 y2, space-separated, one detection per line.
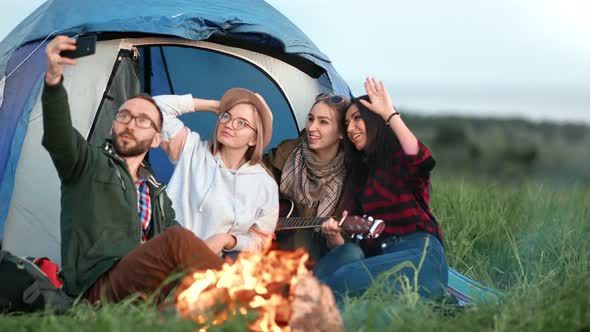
213 153 269 175
198 152 270 212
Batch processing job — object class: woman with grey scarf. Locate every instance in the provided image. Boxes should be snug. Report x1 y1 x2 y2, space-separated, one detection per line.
263 93 362 269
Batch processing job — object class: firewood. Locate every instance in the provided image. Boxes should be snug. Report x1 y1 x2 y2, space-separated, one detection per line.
290 276 344 332
274 297 291 324
177 287 229 318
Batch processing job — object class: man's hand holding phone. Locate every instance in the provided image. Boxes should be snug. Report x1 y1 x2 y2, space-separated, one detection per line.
45 36 77 86
45 35 96 86
61 34 96 59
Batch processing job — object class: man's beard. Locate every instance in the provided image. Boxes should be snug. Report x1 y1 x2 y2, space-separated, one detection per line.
113 131 153 157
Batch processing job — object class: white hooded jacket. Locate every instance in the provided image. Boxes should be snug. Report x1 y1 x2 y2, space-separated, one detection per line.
154 94 278 252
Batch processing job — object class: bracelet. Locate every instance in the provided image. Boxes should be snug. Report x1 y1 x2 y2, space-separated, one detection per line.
385 111 400 125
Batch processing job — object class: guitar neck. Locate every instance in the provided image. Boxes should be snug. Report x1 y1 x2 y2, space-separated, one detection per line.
276 216 330 231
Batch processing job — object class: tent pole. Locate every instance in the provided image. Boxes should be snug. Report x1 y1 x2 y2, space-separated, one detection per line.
143 47 152 94
159 46 175 95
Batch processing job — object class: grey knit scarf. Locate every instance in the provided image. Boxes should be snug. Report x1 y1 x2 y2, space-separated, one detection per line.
279 140 346 217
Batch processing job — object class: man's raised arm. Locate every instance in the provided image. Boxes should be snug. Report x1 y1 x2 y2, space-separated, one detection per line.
41 36 91 184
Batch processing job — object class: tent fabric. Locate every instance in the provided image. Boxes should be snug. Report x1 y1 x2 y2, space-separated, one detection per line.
88 51 141 146
447 267 503 305
0 41 47 182
0 41 47 231
0 0 335 76
0 0 351 98
1 40 123 243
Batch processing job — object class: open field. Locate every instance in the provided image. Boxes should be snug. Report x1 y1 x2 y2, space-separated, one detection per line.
404 114 590 184
342 175 590 331
2 173 589 331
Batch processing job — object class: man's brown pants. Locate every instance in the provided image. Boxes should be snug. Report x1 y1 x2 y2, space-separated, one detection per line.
84 227 224 303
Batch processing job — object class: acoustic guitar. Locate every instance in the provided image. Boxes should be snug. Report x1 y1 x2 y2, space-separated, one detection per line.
276 199 385 239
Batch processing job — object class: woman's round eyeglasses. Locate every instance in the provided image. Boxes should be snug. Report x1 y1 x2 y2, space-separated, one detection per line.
218 112 257 132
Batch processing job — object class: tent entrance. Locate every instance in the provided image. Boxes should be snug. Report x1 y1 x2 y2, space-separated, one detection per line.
90 40 301 183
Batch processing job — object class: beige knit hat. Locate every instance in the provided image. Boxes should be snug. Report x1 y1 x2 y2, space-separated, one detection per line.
219 88 273 148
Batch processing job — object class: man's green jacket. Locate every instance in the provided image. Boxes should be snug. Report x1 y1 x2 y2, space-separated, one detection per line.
42 81 179 296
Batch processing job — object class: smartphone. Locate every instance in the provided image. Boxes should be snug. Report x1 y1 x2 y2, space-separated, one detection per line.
61 34 97 59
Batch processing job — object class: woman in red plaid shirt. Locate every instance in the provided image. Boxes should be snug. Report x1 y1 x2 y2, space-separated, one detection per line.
315 77 448 300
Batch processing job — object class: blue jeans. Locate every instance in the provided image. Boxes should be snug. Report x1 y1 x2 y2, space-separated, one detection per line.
313 243 366 279
222 251 240 261
318 232 448 300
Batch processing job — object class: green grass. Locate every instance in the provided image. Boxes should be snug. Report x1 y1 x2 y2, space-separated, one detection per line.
2 175 590 331
341 175 590 331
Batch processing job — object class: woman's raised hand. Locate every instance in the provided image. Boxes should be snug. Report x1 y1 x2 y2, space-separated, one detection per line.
359 77 397 119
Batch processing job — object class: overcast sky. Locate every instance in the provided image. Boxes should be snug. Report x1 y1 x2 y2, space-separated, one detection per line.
2 0 589 123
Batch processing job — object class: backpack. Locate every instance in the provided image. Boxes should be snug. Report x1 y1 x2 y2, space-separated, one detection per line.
0 250 72 313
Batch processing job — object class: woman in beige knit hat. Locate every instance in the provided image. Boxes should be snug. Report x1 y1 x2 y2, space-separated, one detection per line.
154 88 278 257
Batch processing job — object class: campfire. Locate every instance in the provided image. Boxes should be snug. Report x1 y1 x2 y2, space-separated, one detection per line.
176 249 343 332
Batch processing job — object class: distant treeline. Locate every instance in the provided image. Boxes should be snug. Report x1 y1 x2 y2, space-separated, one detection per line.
401 112 590 184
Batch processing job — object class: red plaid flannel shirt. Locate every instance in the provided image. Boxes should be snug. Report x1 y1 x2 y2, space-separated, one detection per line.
355 141 443 254
113 151 152 243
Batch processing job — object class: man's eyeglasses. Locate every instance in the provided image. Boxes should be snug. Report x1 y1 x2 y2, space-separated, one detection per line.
315 92 348 105
218 112 257 132
115 111 159 130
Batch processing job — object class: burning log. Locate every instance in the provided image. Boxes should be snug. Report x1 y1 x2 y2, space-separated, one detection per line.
176 249 344 332
290 276 344 332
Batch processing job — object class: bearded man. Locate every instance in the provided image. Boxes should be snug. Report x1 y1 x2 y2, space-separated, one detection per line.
42 36 223 303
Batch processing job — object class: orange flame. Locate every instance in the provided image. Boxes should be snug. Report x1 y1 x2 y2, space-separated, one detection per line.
176 248 311 331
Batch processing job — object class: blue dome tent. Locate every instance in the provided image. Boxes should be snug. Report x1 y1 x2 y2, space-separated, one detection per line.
0 0 350 261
